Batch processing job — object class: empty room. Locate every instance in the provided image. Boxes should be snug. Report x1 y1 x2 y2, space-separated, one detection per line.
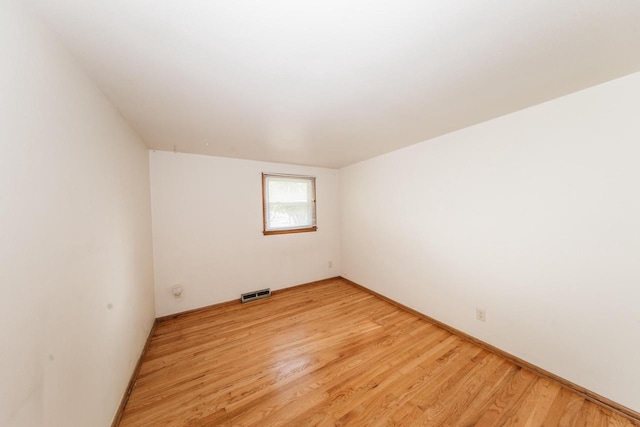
1 0 639 426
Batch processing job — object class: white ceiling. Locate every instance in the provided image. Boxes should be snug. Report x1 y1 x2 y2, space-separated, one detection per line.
23 0 640 168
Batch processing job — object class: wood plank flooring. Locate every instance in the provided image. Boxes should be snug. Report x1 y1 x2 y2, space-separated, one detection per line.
119 278 638 426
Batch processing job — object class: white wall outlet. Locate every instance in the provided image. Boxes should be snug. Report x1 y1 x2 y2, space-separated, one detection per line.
476 308 486 322
171 285 183 299
328 260 333 268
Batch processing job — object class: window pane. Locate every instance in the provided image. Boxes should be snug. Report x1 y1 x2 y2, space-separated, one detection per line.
268 202 311 228
268 178 310 203
263 174 316 234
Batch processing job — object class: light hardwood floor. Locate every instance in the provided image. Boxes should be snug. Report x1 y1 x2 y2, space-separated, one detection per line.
119 278 638 426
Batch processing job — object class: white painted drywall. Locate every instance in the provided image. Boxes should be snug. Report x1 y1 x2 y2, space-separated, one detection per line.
340 72 640 412
24 0 640 168
150 151 340 317
0 2 155 426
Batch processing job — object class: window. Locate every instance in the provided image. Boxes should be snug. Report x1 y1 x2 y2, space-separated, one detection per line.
262 173 317 235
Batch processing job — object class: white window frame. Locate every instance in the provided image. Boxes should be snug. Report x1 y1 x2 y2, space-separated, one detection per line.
262 173 317 235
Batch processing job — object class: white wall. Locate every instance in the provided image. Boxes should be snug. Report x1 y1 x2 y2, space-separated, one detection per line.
150 151 340 317
340 72 640 412
0 2 155 426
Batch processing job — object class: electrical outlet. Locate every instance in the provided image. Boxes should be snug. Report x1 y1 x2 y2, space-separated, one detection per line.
171 285 183 299
328 260 333 268
476 308 486 322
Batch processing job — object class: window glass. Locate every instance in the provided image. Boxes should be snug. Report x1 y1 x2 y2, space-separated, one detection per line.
262 174 317 235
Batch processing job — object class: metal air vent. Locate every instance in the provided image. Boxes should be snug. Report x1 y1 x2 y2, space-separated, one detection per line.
241 288 271 303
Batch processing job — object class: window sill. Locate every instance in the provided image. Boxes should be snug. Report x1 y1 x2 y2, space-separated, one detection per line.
263 226 317 236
